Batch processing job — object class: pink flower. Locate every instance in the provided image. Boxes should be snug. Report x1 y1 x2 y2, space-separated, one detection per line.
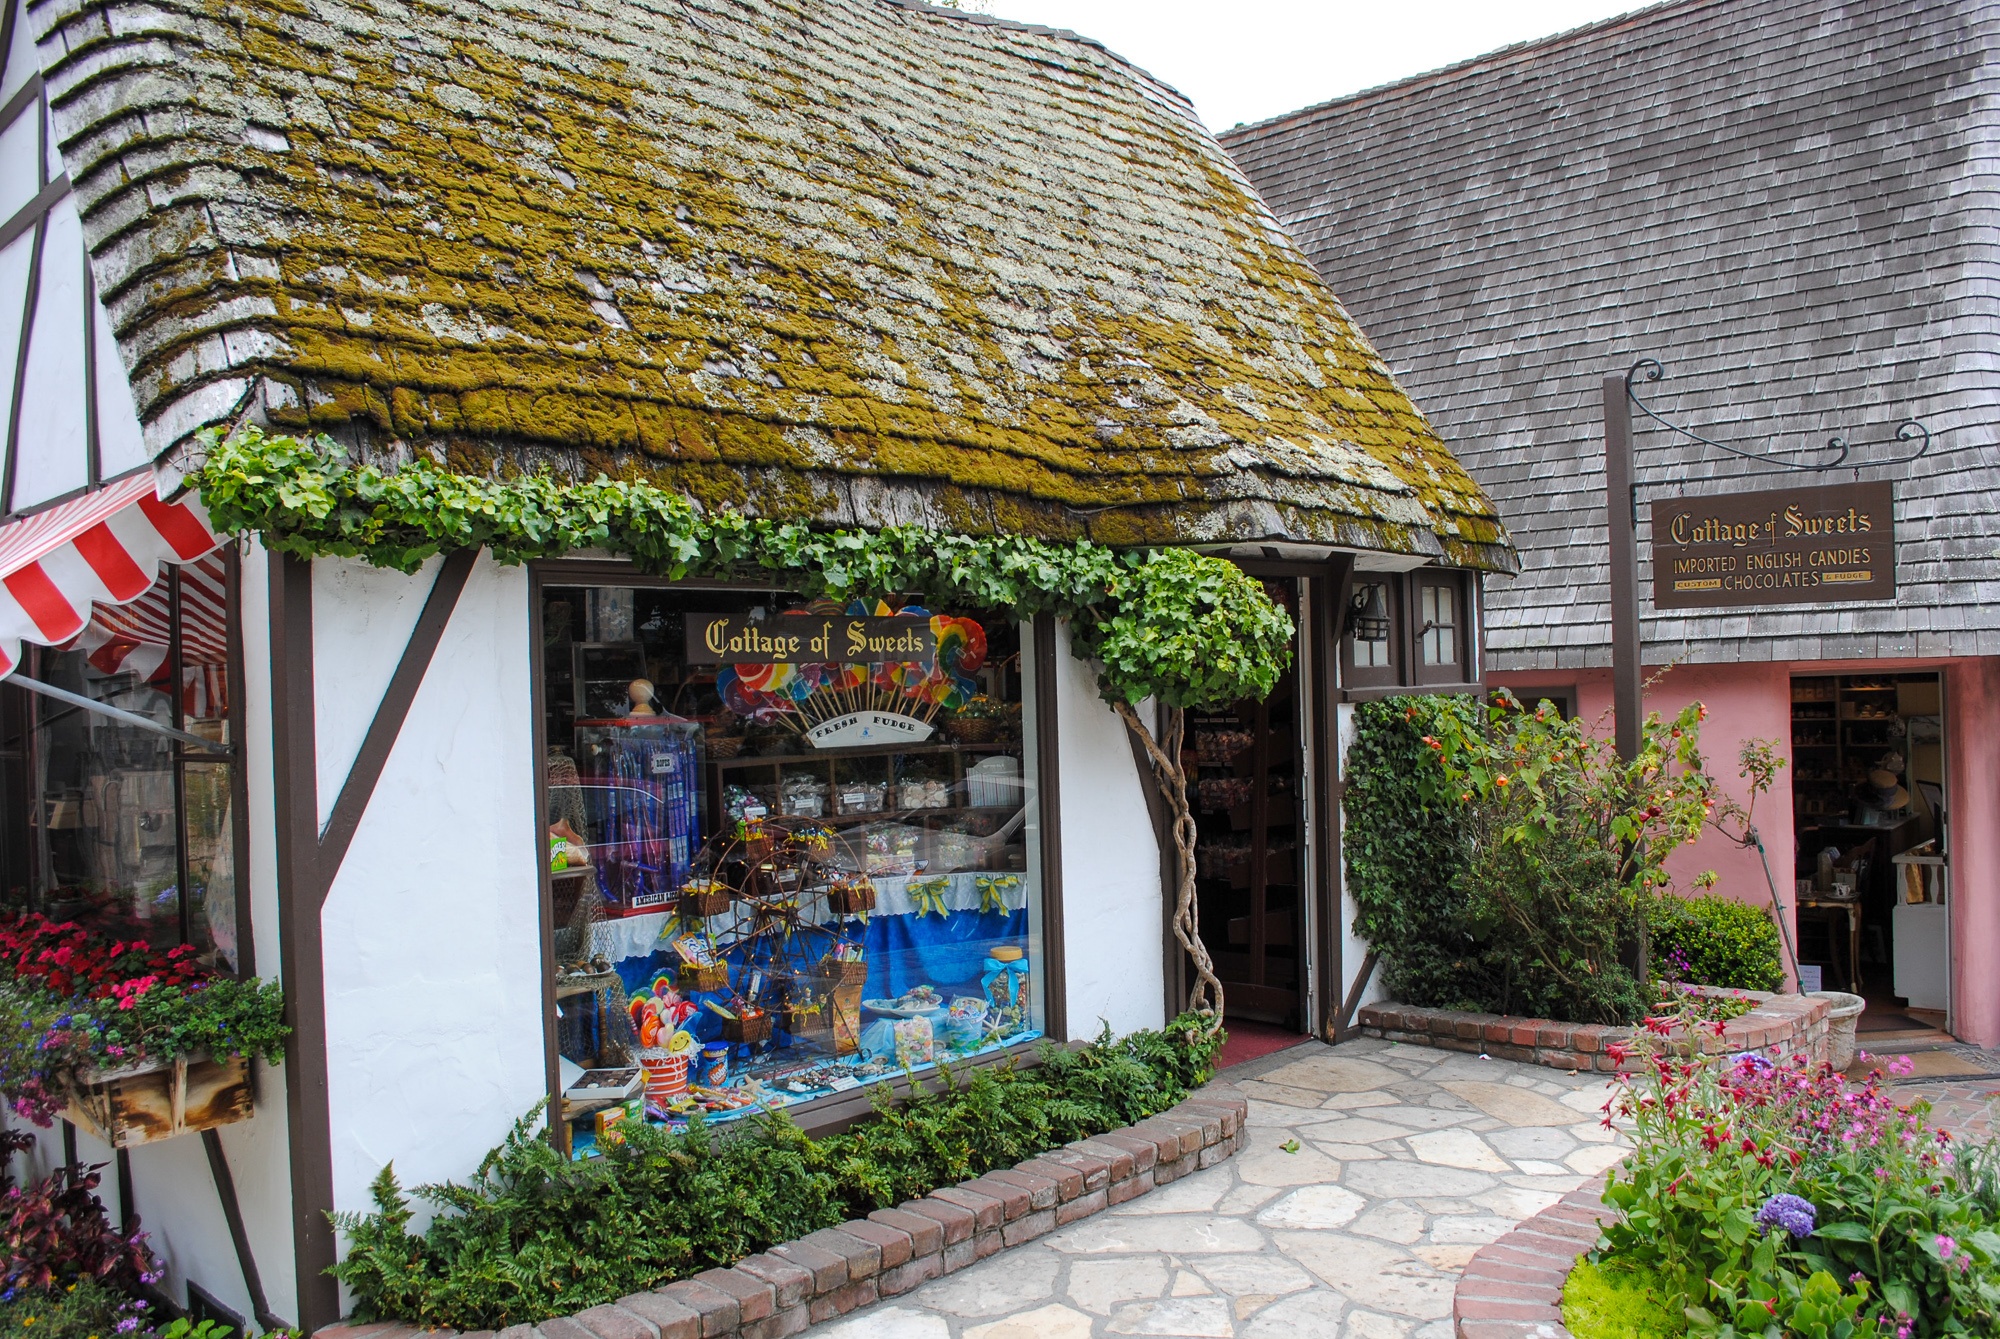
1936 1234 1957 1261
1888 1054 1915 1077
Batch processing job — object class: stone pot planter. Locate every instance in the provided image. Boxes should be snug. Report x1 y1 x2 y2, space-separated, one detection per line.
1808 990 1866 1070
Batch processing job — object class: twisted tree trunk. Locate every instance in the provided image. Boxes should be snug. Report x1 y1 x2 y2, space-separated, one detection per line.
1113 699 1224 1035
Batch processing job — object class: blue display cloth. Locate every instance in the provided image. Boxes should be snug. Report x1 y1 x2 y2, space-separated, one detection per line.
588 873 1033 1048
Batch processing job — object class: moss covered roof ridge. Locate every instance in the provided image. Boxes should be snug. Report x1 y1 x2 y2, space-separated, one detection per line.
30 0 1514 568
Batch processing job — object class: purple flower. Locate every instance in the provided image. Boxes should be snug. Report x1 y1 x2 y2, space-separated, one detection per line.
1756 1193 1816 1238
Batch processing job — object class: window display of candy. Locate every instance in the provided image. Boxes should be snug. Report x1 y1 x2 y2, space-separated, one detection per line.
543 585 1043 1157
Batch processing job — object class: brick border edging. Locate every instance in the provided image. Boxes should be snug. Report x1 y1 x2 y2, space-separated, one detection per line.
1454 1185 1609 1339
1359 986 1830 1074
317 1092 1246 1339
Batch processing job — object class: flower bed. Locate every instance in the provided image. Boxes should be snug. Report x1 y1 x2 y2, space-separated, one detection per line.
1577 1026 2000 1336
1358 986 1829 1074
0 912 287 1136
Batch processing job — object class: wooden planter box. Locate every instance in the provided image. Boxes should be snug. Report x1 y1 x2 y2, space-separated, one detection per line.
65 1053 254 1149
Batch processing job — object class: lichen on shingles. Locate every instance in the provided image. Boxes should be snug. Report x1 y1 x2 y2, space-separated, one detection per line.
35 0 1515 570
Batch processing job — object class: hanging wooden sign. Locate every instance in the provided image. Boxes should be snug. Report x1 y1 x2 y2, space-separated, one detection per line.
685 614 937 664
1651 481 1894 609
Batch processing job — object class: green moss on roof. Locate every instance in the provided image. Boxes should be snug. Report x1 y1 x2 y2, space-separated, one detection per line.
44 0 1512 568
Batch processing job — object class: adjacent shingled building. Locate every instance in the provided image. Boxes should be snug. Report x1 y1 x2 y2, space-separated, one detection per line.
1222 0 2000 665
27 0 1510 567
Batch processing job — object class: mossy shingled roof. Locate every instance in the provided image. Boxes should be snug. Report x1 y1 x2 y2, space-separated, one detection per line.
34 0 1513 567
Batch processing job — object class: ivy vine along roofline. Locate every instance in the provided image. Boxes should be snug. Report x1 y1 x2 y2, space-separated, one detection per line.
29 0 1513 569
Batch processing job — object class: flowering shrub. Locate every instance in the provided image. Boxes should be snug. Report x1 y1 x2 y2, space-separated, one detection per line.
1596 1020 2000 1336
0 914 287 1126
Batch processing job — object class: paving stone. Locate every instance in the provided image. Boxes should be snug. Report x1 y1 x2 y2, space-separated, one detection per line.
1049 1213 1268 1255
1233 1140 1342 1187
1068 1256 1170 1314
1343 1159 1498 1199
1108 1169 1224 1214
1565 1143 1630 1175
1186 1252 1317 1296
1105 1295 1234 1335
961 1302 1093 1339
905 1246 1061 1318
1351 1200 1428 1245
1406 1128 1513 1172
1257 1054 1402 1092
1255 1184 1367 1230
1238 1288 1351 1339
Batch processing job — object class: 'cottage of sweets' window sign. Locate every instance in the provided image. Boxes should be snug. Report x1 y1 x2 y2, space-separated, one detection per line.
687 608 982 749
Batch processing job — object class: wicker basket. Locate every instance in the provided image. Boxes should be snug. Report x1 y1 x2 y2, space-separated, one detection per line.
818 957 869 986
783 1001 831 1038
706 735 746 759
825 883 877 916
677 891 733 919
681 962 731 992
946 716 1000 744
723 1012 774 1044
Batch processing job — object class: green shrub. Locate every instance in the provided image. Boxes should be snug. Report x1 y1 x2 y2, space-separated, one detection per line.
1649 895 1783 992
331 1018 1226 1330
1561 1257 1686 1339
1342 697 1497 1010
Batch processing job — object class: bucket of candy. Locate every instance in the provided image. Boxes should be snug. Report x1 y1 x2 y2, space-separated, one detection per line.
640 1051 690 1103
946 996 989 1047
893 1016 935 1068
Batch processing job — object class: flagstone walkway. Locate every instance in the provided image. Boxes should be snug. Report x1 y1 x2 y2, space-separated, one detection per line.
802 1038 1629 1339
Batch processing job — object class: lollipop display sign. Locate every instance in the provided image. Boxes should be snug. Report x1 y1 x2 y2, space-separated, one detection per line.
695 602 989 749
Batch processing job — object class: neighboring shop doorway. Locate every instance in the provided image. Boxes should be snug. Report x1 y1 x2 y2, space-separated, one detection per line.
1790 671 1951 1039
1189 577 1310 1037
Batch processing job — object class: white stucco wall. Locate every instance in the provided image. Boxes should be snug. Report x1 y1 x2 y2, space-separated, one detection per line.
313 554 544 1235
1050 622 1166 1040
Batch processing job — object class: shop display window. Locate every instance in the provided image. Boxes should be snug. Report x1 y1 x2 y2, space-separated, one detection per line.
541 585 1044 1154
0 555 244 969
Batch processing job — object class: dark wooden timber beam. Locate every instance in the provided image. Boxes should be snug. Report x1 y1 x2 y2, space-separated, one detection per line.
270 549 476 1335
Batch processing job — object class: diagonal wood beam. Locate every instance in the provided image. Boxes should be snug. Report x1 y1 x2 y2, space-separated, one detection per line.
316 546 477 893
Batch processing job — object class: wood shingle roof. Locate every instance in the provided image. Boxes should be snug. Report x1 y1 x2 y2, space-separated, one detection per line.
1224 0 2000 664
29 0 1511 564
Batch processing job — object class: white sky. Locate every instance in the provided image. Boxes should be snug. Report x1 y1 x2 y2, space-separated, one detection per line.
976 0 1650 130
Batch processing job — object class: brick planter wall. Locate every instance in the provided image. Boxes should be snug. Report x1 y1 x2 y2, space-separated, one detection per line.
316 1093 1246 1339
1358 987 1831 1074
1454 1185 1609 1338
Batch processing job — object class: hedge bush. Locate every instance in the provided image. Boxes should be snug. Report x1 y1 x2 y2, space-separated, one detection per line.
1650 894 1784 993
331 1018 1225 1330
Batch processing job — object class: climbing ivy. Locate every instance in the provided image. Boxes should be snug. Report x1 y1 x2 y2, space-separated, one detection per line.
190 427 1294 710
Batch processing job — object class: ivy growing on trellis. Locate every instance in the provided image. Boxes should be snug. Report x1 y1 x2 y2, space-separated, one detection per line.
191 427 1298 1029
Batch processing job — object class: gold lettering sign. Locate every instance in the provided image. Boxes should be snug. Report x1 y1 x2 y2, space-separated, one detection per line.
1650 481 1894 610
685 614 940 665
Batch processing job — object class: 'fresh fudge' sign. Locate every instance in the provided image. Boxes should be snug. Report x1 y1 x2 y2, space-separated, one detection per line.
1651 481 1895 609
685 615 938 664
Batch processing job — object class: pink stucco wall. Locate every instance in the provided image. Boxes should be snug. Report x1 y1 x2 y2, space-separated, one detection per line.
1945 658 2000 1047
1492 657 2000 1045
1495 665 1798 984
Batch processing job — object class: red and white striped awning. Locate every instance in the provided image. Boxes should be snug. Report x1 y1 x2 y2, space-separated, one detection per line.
0 471 223 678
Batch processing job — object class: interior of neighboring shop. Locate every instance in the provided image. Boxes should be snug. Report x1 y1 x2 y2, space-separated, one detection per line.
0 554 244 972
1790 671 1949 1039
539 584 1044 1155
